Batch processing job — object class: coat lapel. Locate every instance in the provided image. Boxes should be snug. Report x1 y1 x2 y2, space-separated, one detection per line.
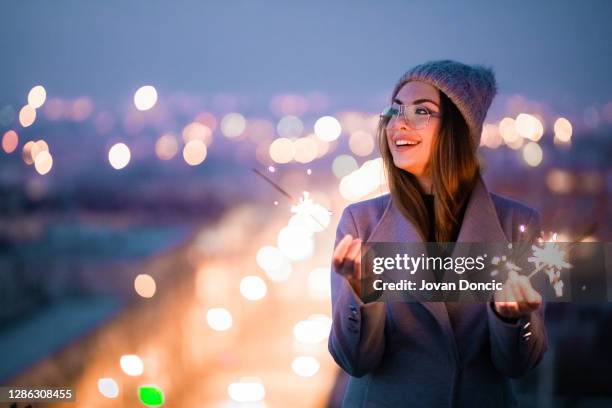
453 175 508 244
364 176 508 362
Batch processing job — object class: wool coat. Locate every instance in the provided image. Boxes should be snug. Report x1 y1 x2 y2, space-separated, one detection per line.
328 176 548 407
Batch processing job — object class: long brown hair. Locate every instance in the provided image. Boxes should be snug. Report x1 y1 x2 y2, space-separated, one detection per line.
378 87 479 242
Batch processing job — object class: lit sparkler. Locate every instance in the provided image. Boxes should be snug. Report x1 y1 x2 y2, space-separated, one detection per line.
252 168 331 231
290 191 331 232
527 233 571 297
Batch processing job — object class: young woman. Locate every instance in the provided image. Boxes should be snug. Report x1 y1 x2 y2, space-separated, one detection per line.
329 60 547 407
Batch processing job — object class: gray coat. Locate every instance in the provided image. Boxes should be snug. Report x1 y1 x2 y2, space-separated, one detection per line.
328 177 548 407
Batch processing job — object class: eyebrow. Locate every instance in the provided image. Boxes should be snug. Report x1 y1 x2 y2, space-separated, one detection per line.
393 97 439 108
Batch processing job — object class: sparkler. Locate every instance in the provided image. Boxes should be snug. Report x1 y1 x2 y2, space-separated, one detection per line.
511 222 596 298
491 225 572 298
526 232 571 297
252 168 293 201
252 168 330 230
290 191 331 232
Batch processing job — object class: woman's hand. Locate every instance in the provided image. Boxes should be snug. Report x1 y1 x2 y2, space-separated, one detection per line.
493 270 542 320
332 234 363 296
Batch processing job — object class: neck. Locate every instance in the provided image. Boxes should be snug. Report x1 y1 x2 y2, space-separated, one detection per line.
417 175 433 194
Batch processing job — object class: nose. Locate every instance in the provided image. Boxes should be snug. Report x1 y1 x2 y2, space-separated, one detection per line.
389 113 410 131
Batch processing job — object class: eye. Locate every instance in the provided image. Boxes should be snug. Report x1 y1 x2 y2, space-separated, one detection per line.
414 106 429 115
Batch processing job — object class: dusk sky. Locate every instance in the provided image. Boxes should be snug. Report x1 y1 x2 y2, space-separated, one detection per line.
2 0 611 113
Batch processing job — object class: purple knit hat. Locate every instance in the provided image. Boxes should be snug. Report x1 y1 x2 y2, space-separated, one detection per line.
392 59 497 147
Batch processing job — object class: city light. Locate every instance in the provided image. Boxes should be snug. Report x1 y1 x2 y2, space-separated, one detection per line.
108 142 131 169
134 85 158 111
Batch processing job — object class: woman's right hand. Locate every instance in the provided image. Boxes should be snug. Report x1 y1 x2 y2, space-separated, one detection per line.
332 234 363 296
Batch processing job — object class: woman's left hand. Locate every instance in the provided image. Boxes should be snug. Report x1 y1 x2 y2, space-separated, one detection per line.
493 270 542 319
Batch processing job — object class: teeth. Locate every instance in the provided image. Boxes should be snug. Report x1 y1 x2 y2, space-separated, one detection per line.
395 140 419 146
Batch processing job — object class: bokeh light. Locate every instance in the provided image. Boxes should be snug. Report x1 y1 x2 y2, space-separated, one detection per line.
43 98 65 121
499 117 523 149
70 97 94 121
348 130 375 156
22 139 49 165
193 111 218 131
515 113 544 141
182 122 213 145
332 155 358 179
554 117 573 145
97 378 119 398
206 308 233 331
239 276 267 301
293 137 318 163
220 113 246 138
269 137 295 164
276 115 303 138
2 130 18 153
120 354 144 376
27 85 47 109
339 112 368 134
134 85 158 111
256 246 292 282
291 356 320 377
546 169 575 194
314 115 342 141
227 378 265 403
293 315 331 344
34 150 53 175
480 123 503 148
182 139 207 166
339 158 386 201
22 141 36 165
35 139 49 155
270 94 309 116
277 225 314 261
137 385 164 407
108 142 131 170
155 133 179 160
134 273 157 298
522 141 543 167
19 105 36 127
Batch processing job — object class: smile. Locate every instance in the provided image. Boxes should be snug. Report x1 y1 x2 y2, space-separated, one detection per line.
394 139 421 148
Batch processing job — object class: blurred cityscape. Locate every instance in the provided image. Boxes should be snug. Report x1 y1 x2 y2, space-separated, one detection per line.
1 0 612 406
0 82 611 407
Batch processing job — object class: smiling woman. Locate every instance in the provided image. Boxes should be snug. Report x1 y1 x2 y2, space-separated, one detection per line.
380 79 478 243
329 60 548 408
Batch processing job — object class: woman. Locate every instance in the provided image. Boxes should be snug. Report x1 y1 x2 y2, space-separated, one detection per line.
328 60 547 407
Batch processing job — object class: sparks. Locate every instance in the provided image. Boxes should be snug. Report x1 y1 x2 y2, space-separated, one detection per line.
526 237 571 297
290 191 331 231
252 169 331 231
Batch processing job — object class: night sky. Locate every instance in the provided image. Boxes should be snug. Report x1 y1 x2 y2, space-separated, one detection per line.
2 0 611 112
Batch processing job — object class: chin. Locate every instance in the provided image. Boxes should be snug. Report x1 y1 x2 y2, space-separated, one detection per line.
392 159 421 175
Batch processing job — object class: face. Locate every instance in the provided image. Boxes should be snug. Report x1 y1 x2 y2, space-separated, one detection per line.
386 81 441 178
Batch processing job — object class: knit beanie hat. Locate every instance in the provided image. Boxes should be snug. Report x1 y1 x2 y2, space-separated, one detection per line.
392 59 497 147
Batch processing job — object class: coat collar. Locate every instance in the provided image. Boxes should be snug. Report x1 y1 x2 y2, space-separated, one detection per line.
366 175 507 245
364 175 508 361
